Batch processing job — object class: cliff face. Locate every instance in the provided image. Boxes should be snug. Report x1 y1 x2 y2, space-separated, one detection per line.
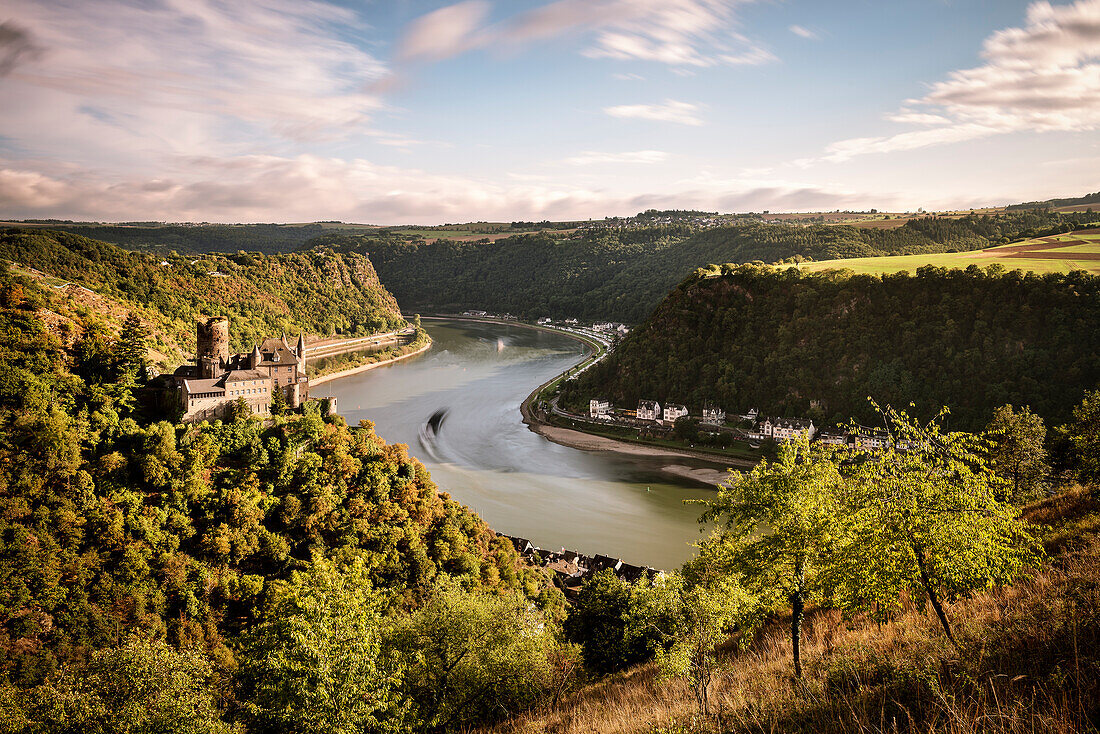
564 263 1100 431
0 227 407 369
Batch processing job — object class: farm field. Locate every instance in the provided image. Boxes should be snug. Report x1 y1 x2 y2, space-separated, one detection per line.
794 227 1100 276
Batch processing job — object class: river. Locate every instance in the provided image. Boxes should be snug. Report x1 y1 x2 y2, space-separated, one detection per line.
319 318 729 570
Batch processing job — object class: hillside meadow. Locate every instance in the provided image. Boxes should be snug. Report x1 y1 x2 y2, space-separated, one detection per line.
793 229 1100 276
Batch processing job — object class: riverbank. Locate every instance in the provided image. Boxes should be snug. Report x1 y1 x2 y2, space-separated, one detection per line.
309 339 432 386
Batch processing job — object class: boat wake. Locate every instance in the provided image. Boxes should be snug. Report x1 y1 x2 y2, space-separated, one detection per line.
417 408 449 461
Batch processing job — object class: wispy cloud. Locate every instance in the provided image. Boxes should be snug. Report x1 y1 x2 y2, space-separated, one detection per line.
807 0 1100 164
396 0 774 70
0 154 880 224
2 0 388 142
564 150 669 165
788 25 817 40
603 99 704 125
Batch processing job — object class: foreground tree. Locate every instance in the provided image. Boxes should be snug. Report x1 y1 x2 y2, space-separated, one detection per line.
237 556 406 734
3 637 232 734
984 404 1048 501
388 580 557 733
563 569 656 675
840 406 1043 647
699 438 850 678
628 559 756 717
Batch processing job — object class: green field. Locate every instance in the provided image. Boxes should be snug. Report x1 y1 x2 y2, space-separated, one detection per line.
793 228 1100 276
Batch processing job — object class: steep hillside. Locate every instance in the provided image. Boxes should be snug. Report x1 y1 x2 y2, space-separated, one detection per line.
315 211 1096 323
0 228 406 370
563 264 1100 431
481 486 1100 734
0 267 564 734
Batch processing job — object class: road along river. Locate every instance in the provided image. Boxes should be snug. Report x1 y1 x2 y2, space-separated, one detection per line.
319 318 733 570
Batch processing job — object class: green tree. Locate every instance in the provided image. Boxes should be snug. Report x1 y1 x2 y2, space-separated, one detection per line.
841 407 1043 647
984 404 1048 501
270 385 287 417
230 397 251 423
672 416 698 442
563 569 655 676
1068 389 1100 483
15 636 233 734
699 437 849 678
237 555 406 734
628 560 756 718
114 313 150 378
388 580 556 732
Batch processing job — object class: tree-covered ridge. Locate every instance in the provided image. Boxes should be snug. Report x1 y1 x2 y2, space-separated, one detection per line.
315 210 1097 323
0 228 407 367
0 268 565 731
562 264 1100 431
4 222 365 255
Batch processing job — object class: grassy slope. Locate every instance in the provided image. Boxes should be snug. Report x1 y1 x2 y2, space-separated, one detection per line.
795 230 1100 276
482 487 1100 734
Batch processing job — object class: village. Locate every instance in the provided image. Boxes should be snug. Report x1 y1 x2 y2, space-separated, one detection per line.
572 398 900 452
496 533 662 599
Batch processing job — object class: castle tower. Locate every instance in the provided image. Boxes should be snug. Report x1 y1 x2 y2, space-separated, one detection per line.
296 334 306 371
249 344 261 370
196 316 230 379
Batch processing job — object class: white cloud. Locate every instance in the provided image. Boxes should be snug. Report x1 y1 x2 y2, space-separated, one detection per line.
0 155 882 224
564 150 669 165
397 1 491 62
2 0 388 143
809 0 1100 164
603 99 704 125
788 25 817 40
396 0 774 69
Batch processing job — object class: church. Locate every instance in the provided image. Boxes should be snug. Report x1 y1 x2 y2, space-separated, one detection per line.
172 316 310 423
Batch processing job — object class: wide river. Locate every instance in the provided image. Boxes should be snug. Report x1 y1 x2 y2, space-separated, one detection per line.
321 318 726 570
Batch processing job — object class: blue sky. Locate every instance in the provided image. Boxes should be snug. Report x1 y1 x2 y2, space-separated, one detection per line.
0 0 1097 223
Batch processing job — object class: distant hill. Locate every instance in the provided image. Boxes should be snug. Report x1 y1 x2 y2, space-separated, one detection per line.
315 210 1095 323
1007 191 1100 211
562 263 1100 431
0 227 407 369
0 222 384 255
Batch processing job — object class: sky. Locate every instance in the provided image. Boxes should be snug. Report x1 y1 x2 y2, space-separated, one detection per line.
0 0 1098 224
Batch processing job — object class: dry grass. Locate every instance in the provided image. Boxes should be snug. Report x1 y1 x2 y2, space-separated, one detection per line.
476 488 1100 734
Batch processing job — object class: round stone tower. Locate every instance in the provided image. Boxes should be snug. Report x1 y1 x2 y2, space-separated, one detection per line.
197 316 229 379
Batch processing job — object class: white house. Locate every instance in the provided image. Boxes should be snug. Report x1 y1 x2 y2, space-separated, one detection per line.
738 408 759 422
760 417 816 442
589 399 611 418
637 400 661 421
537 317 552 325
663 403 688 423
815 430 849 446
701 406 725 424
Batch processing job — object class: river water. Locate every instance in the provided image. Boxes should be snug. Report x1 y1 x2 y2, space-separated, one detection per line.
320 318 725 570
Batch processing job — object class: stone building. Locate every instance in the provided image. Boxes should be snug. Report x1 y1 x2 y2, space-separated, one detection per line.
173 317 309 423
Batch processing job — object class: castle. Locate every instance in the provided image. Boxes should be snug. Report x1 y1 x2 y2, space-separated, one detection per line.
172 317 310 423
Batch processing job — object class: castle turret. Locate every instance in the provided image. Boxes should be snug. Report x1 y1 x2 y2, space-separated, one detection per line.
296 334 307 371
196 316 229 379
250 344 261 370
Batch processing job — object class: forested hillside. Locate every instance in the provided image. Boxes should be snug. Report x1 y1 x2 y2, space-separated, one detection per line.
4 222 376 254
0 267 567 733
0 228 406 369
563 263 1100 430
316 210 1096 323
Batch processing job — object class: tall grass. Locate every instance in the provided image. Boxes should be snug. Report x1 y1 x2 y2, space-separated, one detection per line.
477 488 1100 734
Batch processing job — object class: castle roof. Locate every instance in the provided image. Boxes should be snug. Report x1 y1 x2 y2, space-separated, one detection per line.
223 369 269 383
